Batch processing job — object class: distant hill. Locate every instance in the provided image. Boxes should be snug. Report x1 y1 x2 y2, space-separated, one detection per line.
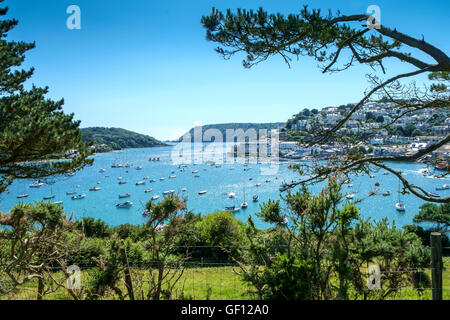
176 123 285 142
81 127 167 151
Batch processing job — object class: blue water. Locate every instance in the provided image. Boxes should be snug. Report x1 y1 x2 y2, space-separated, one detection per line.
0 145 448 229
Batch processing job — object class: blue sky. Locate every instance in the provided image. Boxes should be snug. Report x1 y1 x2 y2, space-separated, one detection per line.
4 0 450 140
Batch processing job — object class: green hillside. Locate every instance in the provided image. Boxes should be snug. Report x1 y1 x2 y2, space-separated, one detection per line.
81 127 167 151
177 123 284 142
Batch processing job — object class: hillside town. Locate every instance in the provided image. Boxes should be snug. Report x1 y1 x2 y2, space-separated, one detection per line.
275 101 450 164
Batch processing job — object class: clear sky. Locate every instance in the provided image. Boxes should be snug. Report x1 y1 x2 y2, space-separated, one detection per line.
4 0 450 140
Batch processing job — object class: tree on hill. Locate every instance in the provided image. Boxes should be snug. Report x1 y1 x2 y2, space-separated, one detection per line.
81 127 166 150
201 4 449 203
0 2 92 194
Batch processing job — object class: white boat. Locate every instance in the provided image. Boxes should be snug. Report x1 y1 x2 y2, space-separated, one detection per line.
228 192 235 198
29 182 44 188
66 191 77 195
256 183 262 187
241 188 248 208
144 189 152 193
119 193 131 198
382 190 391 196
265 179 271 183
143 176 149 180
252 195 258 202
429 192 440 198
53 201 63 205
117 176 123 180
169 175 176 179
346 194 355 200
224 206 240 212
192 170 199 174
17 194 29 199
151 195 160 200
160 177 165 181
118 181 127 185
149 179 156 183
279 184 288 191
436 184 450 191
194 175 200 178
181 188 187 192
89 187 101 191
136 166 143 170
116 201 133 208
72 194 86 200
395 202 406 211
99 168 106 173
198 190 207 195
163 190 175 195
136 181 146 185
43 195 55 200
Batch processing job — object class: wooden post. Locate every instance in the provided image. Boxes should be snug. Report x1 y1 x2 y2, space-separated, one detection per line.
120 240 135 300
430 232 443 300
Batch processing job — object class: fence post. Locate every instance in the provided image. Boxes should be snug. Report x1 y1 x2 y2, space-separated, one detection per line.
120 240 135 300
430 232 443 300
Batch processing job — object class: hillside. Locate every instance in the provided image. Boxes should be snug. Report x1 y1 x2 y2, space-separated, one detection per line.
177 123 285 142
81 127 167 151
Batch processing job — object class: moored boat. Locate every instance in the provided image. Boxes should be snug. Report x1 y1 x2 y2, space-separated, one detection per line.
72 194 86 200
198 190 207 195
224 206 240 212
119 193 131 198
435 161 448 171
116 201 133 208
395 202 406 211
429 192 440 198
17 194 29 199
29 182 44 188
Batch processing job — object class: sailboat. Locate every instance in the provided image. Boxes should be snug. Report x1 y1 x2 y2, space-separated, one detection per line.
241 188 248 208
395 182 405 211
43 186 55 200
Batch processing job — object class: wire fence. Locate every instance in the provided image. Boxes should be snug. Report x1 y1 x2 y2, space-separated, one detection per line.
1 244 449 300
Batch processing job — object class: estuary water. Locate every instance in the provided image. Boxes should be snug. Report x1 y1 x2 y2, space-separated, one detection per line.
0 144 448 229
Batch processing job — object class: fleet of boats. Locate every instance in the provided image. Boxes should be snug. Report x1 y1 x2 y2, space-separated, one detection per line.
11 158 450 217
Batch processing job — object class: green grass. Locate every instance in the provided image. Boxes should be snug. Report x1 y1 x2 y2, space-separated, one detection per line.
2 258 449 300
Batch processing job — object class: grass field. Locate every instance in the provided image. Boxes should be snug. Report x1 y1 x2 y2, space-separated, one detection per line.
2 258 449 300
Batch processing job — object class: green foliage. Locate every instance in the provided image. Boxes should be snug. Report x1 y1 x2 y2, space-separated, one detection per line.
0 3 92 194
74 217 112 238
81 127 166 150
414 203 450 232
237 178 430 300
193 211 247 262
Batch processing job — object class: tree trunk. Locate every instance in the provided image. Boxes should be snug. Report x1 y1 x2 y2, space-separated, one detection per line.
37 277 44 300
